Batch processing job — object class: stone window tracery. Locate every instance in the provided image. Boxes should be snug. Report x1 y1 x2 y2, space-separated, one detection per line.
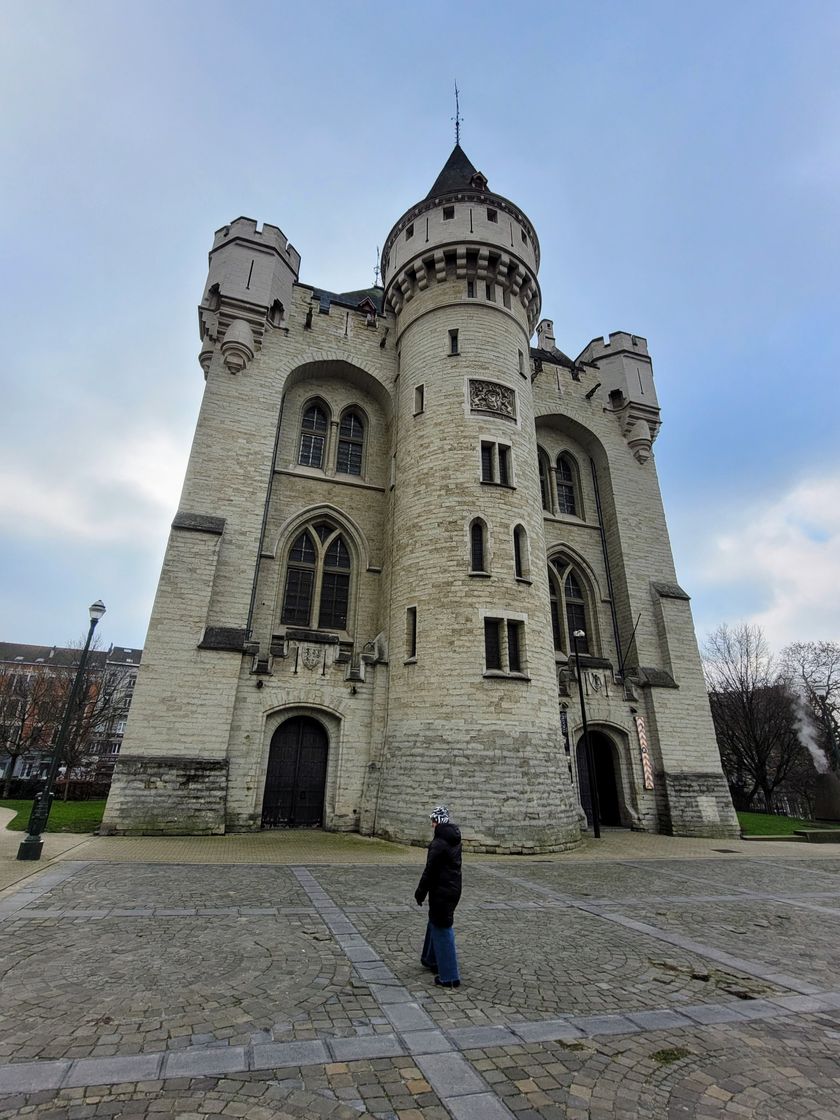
281 522 351 632
549 557 595 656
556 453 581 517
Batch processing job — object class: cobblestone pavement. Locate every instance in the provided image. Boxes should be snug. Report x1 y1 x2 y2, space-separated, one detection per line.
1 847 840 1117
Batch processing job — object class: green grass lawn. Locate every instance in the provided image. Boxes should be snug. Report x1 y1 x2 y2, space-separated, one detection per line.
737 810 835 836
0 798 106 833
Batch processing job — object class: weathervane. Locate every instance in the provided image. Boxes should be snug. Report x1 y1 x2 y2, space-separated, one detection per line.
453 81 463 146
373 246 381 287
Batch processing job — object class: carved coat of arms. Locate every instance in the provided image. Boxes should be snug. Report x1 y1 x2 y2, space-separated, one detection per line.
301 645 321 670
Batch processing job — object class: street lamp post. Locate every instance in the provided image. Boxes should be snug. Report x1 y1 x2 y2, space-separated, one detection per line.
17 600 106 861
814 683 840 771
572 628 600 839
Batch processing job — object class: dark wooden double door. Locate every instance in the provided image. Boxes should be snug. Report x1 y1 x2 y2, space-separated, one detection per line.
576 731 623 828
261 716 328 828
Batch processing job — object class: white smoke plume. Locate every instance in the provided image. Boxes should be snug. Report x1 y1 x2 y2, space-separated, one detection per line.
791 687 830 774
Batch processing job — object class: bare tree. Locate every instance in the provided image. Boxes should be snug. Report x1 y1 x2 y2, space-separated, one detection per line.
0 664 62 797
704 623 809 811
52 640 134 798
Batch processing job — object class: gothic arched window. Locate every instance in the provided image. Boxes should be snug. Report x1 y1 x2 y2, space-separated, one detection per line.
298 402 329 469
336 410 365 476
549 557 595 655
513 525 529 579
281 522 352 632
556 454 580 516
470 519 487 573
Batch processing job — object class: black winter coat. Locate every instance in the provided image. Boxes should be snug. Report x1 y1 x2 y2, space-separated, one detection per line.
415 822 462 927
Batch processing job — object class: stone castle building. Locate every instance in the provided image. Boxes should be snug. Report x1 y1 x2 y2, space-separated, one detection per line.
102 144 739 849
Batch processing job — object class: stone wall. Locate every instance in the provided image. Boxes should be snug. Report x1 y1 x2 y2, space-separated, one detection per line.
101 756 228 835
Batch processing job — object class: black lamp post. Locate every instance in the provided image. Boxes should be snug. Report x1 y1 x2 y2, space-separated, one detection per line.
17 599 106 861
572 628 600 839
814 683 840 771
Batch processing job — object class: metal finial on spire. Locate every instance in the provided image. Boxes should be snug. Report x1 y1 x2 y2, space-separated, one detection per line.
373 246 381 287
452 81 463 146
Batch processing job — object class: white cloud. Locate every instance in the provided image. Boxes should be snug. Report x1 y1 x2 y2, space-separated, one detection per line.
0 426 188 546
699 474 840 648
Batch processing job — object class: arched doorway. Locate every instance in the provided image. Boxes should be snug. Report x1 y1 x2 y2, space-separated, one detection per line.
576 730 623 828
261 716 328 828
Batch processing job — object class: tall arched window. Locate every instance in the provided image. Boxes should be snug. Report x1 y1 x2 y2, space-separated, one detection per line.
549 557 595 655
513 525 529 579
281 521 352 631
538 447 552 513
556 454 579 516
336 410 365 476
298 403 329 468
470 519 487 573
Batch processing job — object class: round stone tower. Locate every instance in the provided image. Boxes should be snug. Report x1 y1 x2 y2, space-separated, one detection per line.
375 146 581 852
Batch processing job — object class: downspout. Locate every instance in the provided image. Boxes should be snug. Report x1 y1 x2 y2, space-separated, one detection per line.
589 457 624 679
246 398 285 641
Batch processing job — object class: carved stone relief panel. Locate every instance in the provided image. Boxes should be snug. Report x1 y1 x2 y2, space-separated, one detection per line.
469 379 516 419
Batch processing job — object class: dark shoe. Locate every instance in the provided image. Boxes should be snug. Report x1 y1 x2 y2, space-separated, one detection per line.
421 961 436 971
434 976 461 989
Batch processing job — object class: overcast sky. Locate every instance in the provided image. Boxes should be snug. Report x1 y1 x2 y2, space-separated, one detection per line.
1 0 838 655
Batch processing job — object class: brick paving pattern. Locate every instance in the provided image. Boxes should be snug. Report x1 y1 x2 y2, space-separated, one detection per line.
1 839 840 1116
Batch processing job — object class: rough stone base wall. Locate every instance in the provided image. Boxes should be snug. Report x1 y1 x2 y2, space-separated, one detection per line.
659 771 741 838
101 756 228 835
373 727 582 853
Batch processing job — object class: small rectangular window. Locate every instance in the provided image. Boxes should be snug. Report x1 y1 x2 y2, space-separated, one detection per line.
484 618 502 671
485 283 495 302
503 289 511 309
520 229 527 243
449 329 459 355
442 205 454 220
467 280 476 298
480 442 494 482
487 208 498 223
414 384 425 414
507 621 523 672
498 445 510 486
406 606 417 659
518 350 525 376
405 223 414 240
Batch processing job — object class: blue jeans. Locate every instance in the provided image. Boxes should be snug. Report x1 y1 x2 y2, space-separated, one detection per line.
421 920 460 983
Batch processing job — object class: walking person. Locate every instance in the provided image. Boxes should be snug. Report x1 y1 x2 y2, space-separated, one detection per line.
414 805 462 988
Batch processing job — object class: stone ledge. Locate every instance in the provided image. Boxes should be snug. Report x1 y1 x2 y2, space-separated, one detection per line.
198 626 248 651
171 511 226 535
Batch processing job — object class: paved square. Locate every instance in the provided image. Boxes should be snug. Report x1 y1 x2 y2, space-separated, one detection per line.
1 839 840 1117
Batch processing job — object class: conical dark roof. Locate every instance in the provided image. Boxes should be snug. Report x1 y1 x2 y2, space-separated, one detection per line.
426 144 486 199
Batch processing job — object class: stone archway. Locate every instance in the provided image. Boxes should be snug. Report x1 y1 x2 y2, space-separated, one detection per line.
261 715 329 828
576 730 624 828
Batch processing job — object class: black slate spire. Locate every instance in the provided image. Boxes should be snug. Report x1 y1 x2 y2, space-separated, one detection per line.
426 144 487 199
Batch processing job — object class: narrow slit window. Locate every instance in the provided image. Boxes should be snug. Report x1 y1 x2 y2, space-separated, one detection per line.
518 350 524 376
485 282 495 302
406 606 417 659
513 525 527 579
449 329 459 355
471 521 486 572
467 280 476 298
414 384 425 414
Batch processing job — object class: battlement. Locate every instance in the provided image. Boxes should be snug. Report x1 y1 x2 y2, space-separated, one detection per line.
211 217 301 275
577 332 649 365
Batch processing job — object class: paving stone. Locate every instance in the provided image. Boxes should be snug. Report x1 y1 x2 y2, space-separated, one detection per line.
447 1091 515 1119
680 1002 749 1024
63 1054 163 1088
448 1026 518 1049
162 1046 248 1078
251 1040 329 1070
400 1030 452 1055
381 1003 436 1032
327 1035 404 1061
567 1014 637 1036
625 1009 694 1030
512 1019 585 1043
0 1060 70 1094
415 1052 488 1097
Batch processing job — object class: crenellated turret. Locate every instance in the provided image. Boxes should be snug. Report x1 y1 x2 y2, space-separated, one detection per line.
197 217 301 376
578 332 661 463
